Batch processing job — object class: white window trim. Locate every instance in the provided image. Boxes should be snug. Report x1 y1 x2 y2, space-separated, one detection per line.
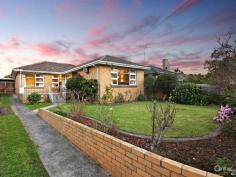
52 75 59 88
111 69 118 86
110 69 137 86
35 74 44 88
129 70 136 86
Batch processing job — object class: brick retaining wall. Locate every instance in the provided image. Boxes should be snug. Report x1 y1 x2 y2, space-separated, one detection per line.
38 109 221 177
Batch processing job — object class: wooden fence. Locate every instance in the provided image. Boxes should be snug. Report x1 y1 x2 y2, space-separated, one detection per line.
0 80 15 94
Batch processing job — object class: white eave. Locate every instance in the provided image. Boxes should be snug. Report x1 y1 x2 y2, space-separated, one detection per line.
65 60 150 73
13 69 65 75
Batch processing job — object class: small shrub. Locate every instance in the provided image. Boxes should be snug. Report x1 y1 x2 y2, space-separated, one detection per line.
170 83 208 105
95 104 113 133
101 86 113 104
114 92 125 103
69 102 85 121
137 94 145 101
27 92 41 104
223 110 236 138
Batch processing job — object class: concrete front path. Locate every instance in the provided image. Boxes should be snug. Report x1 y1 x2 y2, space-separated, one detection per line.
11 97 110 177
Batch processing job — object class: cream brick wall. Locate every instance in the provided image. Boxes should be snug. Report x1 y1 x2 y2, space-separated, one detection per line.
15 73 62 103
77 65 144 101
38 109 221 177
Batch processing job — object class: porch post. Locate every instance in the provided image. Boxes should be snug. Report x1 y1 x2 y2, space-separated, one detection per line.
19 70 24 94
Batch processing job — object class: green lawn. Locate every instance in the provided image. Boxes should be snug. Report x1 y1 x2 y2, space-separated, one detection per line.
0 96 49 177
25 102 52 110
50 102 219 138
0 95 10 108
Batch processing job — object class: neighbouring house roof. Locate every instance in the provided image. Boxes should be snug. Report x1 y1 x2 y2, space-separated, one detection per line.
145 65 188 81
12 61 75 74
145 65 172 75
67 55 149 72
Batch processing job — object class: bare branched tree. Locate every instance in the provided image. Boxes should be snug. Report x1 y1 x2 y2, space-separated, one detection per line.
147 101 176 151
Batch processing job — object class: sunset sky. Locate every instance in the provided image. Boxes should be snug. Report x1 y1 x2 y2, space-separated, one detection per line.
0 0 236 77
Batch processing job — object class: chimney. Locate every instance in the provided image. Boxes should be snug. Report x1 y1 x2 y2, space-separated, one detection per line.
162 59 170 70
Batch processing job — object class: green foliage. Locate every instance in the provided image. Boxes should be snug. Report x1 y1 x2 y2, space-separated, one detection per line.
27 92 41 104
170 83 208 106
114 92 125 103
95 104 114 133
155 74 178 97
144 75 156 94
220 90 236 107
101 86 113 104
137 94 146 101
66 76 98 102
204 92 221 105
54 110 68 117
186 74 209 84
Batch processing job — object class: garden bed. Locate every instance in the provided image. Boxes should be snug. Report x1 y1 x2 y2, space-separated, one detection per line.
68 114 236 173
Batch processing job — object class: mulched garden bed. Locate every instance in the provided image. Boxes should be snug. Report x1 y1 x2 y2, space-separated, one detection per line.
72 116 236 173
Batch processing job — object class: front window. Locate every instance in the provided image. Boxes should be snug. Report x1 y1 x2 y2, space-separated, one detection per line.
35 74 44 88
52 75 59 88
111 68 136 86
25 74 35 87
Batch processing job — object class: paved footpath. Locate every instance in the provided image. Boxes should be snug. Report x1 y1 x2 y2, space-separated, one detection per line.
11 96 110 177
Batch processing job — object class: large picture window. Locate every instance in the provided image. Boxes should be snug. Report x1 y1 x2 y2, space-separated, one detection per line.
111 68 136 86
25 74 35 87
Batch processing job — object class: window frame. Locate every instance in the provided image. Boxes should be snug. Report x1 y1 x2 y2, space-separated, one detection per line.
129 70 136 86
35 74 44 88
111 69 118 86
110 68 137 86
52 75 60 88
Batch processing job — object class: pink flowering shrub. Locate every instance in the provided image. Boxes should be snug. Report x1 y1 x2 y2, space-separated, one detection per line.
213 105 233 126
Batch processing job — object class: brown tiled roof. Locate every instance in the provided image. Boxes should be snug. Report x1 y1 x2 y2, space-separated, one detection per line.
14 61 75 73
77 55 145 67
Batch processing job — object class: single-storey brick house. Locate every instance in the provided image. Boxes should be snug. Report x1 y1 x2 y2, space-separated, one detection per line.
11 55 149 103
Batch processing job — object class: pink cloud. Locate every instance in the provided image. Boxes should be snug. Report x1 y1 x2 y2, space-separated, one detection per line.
88 26 107 37
170 0 200 17
35 43 62 56
0 38 21 50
